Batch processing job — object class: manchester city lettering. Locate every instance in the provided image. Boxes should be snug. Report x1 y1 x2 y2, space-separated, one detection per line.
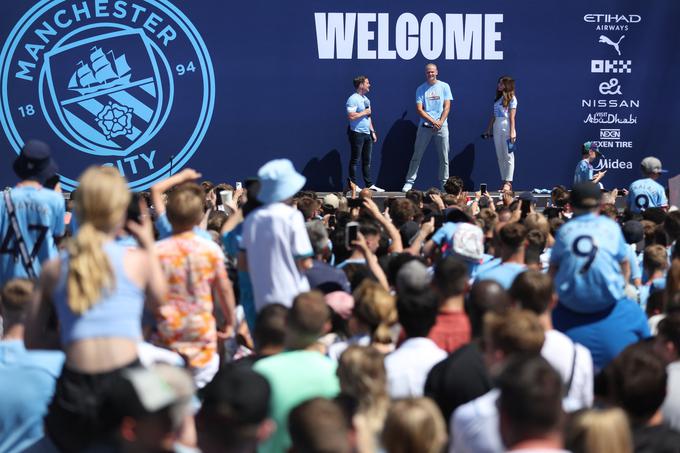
0 0 215 191
15 1 179 83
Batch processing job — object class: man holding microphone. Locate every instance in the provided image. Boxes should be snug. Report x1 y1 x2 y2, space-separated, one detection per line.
346 76 384 192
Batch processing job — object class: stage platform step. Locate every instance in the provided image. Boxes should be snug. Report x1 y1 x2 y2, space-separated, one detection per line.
315 190 627 210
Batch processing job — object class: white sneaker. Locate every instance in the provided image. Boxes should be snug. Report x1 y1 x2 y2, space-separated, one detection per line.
401 183 412 192
368 185 385 192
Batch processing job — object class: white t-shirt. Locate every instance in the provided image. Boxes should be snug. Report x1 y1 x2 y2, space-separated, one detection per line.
241 203 313 310
385 337 446 399
493 95 517 118
542 330 594 412
450 389 502 453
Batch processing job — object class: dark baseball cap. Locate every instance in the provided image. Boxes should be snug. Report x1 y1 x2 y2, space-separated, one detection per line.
621 220 644 245
199 364 270 425
13 140 58 184
570 182 602 209
519 192 536 203
399 220 420 246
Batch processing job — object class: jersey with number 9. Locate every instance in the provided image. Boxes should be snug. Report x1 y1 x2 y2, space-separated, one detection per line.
550 212 628 313
627 177 668 213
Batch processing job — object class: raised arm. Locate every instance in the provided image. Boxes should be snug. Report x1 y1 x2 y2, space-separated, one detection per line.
362 198 403 253
150 168 202 216
126 201 167 311
214 259 236 338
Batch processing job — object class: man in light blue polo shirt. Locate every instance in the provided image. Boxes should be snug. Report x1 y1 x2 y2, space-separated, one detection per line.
549 182 630 313
627 156 668 213
346 76 383 192
402 63 453 192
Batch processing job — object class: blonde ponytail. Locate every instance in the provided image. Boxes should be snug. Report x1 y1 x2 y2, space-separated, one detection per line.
67 223 114 314
373 321 393 345
68 166 130 314
352 280 397 345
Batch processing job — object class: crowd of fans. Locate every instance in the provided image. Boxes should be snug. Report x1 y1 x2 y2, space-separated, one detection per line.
1 140 680 453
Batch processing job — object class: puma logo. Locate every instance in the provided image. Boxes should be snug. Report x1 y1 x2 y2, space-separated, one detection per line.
599 35 625 56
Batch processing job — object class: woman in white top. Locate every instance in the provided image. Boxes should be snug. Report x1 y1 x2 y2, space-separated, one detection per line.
484 76 518 193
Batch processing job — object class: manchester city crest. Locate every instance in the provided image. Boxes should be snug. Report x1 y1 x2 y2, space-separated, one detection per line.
0 0 215 190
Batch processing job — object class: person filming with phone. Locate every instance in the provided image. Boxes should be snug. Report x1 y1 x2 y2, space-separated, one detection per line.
483 76 518 193
574 141 606 186
336 220 389 289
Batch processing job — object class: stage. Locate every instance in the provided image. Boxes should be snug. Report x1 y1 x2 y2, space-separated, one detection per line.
318 191 629 210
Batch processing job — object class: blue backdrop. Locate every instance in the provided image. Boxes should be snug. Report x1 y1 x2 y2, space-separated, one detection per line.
0 0 678 191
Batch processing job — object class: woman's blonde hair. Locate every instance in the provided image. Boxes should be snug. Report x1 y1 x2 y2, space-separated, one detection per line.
338 345 389 453
338 345 388 412
381 397 447 453
565 407 632 453
524 212 551 238
352 280 397 344
68 166 130 314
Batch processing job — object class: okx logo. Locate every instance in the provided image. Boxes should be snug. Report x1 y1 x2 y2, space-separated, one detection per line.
0 0 215 190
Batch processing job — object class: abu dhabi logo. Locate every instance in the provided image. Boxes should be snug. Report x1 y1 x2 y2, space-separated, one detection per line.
599 35 625 56
0 0 215 190
583 112 637 125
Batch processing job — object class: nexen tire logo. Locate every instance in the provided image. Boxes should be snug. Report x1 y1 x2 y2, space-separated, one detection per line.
0 0 216 190
599 129 620 140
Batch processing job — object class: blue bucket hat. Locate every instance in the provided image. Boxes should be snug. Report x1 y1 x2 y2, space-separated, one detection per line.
256 159 306 204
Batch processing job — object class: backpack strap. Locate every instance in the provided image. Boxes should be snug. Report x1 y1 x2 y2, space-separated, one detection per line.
3 189 37 280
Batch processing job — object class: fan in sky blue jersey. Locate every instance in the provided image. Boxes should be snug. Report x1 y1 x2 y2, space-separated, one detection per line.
549 182 629 313
627 156 668 213
0 141 64 284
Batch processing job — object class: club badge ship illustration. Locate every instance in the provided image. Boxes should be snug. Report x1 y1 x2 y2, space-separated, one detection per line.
68 46 132 95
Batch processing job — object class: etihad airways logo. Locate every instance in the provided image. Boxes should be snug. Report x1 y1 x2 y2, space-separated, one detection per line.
584 14 641 24
584 14 641 31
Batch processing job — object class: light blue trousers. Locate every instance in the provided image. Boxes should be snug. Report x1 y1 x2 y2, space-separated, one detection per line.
404 124 450 188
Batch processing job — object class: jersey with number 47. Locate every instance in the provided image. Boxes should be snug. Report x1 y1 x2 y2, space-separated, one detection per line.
0 186 64 284
550 212 628 314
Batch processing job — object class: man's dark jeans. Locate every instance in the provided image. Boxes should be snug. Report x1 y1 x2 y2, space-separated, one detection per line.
348 130 373 186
